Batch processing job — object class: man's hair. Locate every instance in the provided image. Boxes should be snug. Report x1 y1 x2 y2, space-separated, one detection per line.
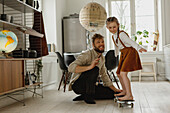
92 34 104 44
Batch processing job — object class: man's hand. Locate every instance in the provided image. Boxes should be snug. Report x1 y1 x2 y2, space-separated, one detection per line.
74 57 100 73
109 85 123 93
114 88 123 93
88 58 100 70
139 48 147 53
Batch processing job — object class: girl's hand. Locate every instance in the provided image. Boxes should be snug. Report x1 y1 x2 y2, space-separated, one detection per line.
139 48 147 53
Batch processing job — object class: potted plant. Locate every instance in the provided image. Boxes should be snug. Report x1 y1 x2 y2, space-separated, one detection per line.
132 30 149 50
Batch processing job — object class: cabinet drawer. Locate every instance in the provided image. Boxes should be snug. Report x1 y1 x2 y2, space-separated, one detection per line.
11 61 24 89
0 61 24 94
2 61 12 92
0 61 3 93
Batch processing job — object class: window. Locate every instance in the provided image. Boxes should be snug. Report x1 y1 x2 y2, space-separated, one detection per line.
110 1 131 34
108 0 160 51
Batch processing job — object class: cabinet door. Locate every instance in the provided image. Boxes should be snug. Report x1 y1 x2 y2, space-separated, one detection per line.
3 61 12 92
0 61 3 93
11 61 24 89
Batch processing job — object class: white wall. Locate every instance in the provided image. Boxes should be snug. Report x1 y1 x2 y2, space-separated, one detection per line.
42 0 57 45
42 0 66 87
56 0 67 52
164 0 170 45
65 0 106 15
42 0 67 52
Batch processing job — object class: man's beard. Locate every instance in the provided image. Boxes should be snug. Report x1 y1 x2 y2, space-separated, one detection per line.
94 46 104 53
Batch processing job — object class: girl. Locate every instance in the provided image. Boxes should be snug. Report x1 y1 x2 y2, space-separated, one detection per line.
106 17 147 101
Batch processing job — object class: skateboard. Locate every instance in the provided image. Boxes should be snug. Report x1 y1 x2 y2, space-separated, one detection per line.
114 96 134 108
117 100 134 108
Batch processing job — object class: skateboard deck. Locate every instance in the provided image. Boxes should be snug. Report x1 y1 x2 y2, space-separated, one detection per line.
114 96 134 108
117 100 135 108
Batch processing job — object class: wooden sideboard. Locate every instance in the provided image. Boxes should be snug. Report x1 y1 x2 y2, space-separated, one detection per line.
0 60 24 95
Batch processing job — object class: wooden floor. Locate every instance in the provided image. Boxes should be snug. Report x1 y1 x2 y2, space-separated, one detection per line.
0 82 170 113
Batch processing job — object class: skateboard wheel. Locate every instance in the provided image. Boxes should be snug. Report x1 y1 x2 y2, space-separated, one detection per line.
114 98 117 103
118 103 122 108
131 103 134 108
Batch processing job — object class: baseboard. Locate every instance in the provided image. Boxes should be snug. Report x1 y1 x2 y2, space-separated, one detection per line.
43 82 57 90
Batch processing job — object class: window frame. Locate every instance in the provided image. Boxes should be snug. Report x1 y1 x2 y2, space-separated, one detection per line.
107 0 161 51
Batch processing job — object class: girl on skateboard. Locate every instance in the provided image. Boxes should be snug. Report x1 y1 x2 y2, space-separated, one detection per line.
106 17 147 101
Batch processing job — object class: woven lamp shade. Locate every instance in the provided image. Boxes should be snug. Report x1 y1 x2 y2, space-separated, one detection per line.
79 2 107 32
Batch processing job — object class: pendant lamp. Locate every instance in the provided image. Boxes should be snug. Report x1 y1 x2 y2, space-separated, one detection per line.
79 2 107 32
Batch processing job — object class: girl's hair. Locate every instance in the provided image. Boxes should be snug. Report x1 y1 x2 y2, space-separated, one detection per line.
106 17 119 25
106 17 120 40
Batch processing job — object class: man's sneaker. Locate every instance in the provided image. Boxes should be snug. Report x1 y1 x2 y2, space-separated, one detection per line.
84 95 96 104
73 95 84 101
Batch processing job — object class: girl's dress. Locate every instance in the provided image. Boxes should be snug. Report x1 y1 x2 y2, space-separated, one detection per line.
112 31 142 74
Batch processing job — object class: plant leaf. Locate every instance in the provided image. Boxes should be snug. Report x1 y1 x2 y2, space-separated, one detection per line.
143 30 149 35
135 36 137 41
143 30 149 37
143 34 149 38
137 31 142 35
139 41 142 45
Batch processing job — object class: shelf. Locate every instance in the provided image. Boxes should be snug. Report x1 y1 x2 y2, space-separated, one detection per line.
25 82 43 88
0 57 42 61
0 20 44 38
0 0 40 13
0 87 25 96
0 1 44 105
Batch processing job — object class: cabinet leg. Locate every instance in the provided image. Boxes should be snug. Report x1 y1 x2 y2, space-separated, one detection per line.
7 95 25 106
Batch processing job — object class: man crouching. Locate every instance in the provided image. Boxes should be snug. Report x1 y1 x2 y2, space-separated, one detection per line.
68 34 121 104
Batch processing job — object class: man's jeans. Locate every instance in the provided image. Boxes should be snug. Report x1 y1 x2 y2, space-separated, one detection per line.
72 66 115 99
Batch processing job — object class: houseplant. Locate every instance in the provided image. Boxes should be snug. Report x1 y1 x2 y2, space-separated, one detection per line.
132 30 149 49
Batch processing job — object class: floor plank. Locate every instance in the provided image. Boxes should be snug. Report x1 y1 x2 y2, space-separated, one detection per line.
0 82 169 113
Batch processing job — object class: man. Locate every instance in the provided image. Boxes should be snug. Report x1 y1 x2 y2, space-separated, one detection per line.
68 34 121 104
